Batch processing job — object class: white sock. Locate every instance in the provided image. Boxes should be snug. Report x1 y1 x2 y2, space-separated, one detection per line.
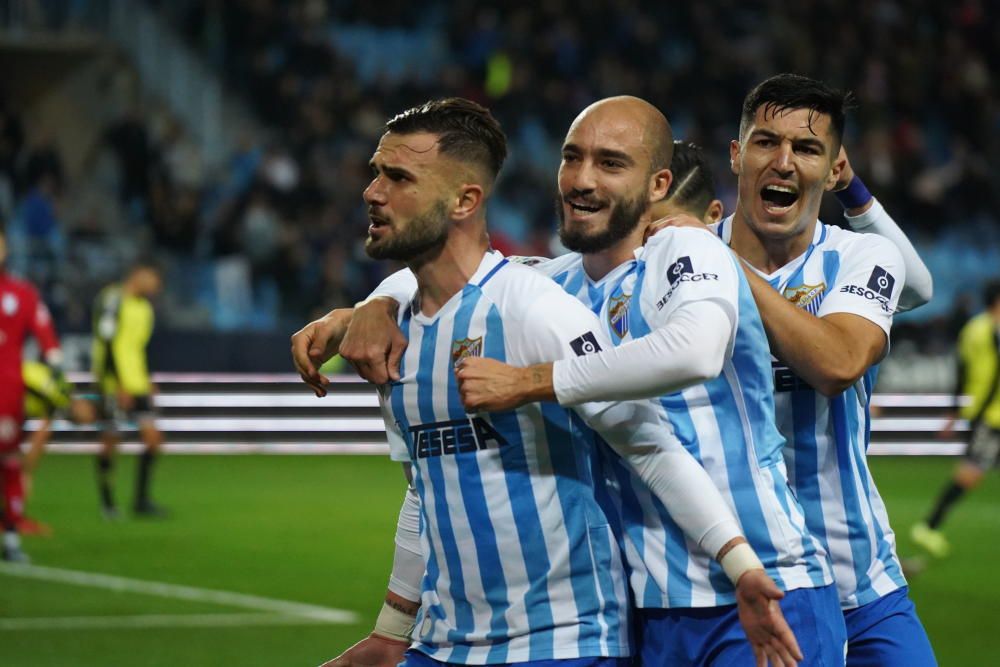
3 530 20 550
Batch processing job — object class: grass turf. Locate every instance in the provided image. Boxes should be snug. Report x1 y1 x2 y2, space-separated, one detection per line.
1 454 996 666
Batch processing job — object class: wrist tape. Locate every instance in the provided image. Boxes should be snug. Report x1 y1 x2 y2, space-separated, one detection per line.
721 542 765 586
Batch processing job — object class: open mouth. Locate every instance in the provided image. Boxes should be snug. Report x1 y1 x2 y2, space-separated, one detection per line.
760 184 799 210
565 196 605 216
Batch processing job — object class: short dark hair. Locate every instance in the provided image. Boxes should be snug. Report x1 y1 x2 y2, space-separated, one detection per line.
665 141 716 218
739 73 854 148
385 98 508 181
984 280 1000 309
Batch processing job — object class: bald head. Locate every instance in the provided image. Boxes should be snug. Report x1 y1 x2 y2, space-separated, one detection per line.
569 96 674 173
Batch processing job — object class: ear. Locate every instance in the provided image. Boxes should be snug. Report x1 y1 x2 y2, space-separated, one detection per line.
451 183 485 221
729 140 741 175
824 148 847 191
648 168 673 205
704 199 725 224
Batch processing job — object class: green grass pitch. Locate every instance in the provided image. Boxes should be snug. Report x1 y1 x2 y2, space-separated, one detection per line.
2 454 997 666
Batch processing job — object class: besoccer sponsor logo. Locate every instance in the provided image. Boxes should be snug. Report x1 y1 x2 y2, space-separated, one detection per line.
451 336 483 367
839 266 896 313
608 293 631 339
409 417 509 459
667 256 694 285
655 255 719 310
866 266 896 298
569 331 603 356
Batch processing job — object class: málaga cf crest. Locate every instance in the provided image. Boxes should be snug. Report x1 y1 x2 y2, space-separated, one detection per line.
783 283 826 315
451 336 483 367
608 293 631 339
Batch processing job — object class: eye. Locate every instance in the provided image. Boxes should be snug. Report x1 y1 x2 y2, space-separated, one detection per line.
754 138 775 148
562 153 579 163
602 159 624 169
795 144 821 156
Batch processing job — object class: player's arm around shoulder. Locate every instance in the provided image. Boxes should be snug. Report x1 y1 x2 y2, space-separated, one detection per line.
455 272 605 411
746 230 905 396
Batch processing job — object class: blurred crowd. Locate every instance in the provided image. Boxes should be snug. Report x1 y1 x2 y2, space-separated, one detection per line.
2 0 997 351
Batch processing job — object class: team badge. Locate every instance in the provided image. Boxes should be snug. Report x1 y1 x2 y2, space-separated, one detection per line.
2 293 18 316
451 336 483 367
608 293 631 338
783 282 826 314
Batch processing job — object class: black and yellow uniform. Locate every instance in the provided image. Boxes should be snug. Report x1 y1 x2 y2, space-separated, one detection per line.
23 360 71 420
92 284 155 421
91 282 163 517
956 313 1000 468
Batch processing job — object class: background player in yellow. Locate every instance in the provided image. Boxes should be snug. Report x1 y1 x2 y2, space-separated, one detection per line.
21 360 97 533
912 279 1000 557
91 261 166 519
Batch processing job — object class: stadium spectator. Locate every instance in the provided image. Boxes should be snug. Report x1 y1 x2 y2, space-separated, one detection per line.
912 279 1000 557
91 261 167 519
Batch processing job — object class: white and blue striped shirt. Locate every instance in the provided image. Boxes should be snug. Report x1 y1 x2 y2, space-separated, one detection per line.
535 227 833 608
377 251 741 663
713 216 908 609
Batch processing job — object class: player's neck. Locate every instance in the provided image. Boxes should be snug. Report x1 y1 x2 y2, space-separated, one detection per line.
730 206 816 273
581 227 644 281
409 225 490 318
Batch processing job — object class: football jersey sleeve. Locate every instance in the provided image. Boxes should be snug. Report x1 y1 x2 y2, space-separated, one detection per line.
815 233 906 338
640 226 741 333
368 268 418 307
511 285 744 561
378 386 411 462
844 198 932 312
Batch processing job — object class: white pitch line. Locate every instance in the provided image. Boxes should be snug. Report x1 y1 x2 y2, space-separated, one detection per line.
0 563 359 624
0 613 336 631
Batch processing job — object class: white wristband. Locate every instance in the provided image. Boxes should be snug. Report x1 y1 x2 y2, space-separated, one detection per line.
373 601 416 643
720 542 765 586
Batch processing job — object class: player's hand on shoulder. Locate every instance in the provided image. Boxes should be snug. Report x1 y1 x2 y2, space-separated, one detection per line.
643 213 706 244
735 570 802 667
339 298 406 386
291 308 353 397
318 633 409 667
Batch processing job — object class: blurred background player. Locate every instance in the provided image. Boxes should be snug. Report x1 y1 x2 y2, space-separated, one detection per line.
0 224 64 562
20 359 98 534
912 279 1000 557
91 261 167 519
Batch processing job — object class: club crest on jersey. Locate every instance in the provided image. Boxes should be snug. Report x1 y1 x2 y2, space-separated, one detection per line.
451 336 483 367
1 293 18 316
608 293 631 338
783 282 826 315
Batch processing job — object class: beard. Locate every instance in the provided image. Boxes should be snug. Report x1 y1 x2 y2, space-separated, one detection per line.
556 191 648 254
365 200 450 262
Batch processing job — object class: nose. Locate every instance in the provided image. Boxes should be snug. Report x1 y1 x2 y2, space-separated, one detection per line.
363 176 385 206
771 141 794 176
564 159 597 194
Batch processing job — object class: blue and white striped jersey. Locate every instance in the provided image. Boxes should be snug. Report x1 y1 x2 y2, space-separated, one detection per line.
537 227 833 608
377 250 740 663
713 216 909 609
